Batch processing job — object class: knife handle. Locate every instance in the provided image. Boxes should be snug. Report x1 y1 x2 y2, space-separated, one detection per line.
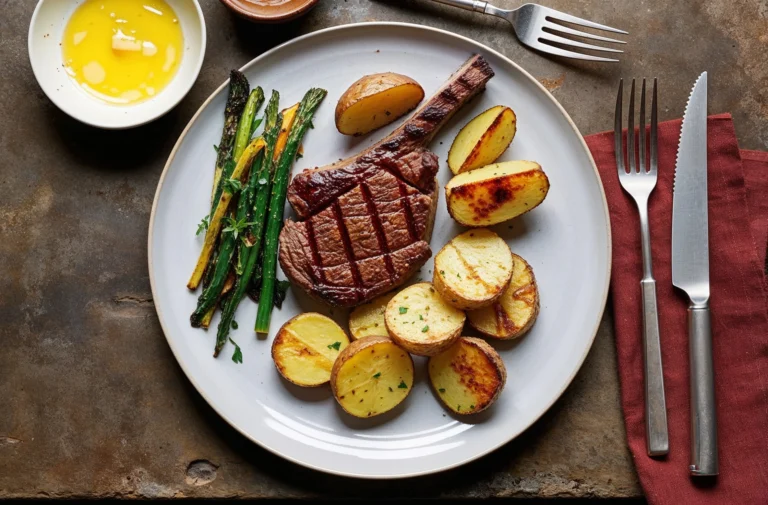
689 304 719 476
641 279 669 456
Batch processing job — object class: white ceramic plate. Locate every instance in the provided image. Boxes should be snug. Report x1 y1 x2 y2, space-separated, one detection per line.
149 23 611 479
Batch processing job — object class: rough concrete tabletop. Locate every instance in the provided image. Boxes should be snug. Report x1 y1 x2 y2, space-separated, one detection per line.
1 0 765 500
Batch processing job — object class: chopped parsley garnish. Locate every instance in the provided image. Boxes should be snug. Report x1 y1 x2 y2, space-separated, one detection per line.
438 388 446 393
457 273 462 278
195 215 210 236
223 216 255 241
399 307 408 314
373 372 381 379
440 270 445 275
229 338 243 364
327 341 341 351
388 387 393 392
397 380 408 389
223 177 243 194
421 325 429 333
470 404 475 410
419 314 423 320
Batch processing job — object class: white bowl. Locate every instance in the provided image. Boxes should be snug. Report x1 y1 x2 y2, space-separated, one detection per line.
28 0 206 129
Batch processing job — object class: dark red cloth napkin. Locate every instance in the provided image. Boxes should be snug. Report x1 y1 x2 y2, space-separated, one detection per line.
584 113 768 505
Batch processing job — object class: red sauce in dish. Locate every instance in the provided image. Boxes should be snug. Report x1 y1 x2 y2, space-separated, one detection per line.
221 0 317 22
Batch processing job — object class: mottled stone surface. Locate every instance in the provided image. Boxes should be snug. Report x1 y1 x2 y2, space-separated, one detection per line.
1 0 765 499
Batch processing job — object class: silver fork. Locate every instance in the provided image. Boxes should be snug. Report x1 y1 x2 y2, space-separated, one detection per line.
430 0 627 62
615 79 669 456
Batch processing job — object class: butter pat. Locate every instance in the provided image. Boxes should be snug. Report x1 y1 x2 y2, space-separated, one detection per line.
141 41 158 57
112 29 141 52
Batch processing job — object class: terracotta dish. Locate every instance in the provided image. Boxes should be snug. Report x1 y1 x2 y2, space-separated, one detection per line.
220 0 318 23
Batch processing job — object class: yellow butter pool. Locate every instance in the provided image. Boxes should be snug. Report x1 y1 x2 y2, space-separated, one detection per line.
62 0 184 105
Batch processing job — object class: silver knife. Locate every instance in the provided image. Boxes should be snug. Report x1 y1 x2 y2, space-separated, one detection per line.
672 72 718 476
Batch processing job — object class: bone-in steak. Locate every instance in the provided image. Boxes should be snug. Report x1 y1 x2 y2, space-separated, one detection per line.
280 55 495 307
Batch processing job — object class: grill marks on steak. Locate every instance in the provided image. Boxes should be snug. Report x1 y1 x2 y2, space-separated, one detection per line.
286 148 439 220
280 55 495 307
280 171 434 306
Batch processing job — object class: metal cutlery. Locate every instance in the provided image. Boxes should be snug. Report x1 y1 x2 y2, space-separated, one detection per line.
615 78 670 457
672 72 718 476
430 0 627 62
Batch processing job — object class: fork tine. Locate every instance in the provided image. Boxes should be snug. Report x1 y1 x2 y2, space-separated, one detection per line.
639 79 646 173
650 78 658 174
542 22 627 44
538 33 624 53
545 11 628 34
628 79 636 173
528 40 620 62
614 79 625 174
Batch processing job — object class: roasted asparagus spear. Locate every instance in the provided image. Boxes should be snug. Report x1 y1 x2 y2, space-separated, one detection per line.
255 88 327 334
213 96 288 355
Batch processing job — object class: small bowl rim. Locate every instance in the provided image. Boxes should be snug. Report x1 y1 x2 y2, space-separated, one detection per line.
219 0 318 23
27 0 208 130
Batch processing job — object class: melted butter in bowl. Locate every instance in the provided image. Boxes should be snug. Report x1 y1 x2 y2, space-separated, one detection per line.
62 0 184 105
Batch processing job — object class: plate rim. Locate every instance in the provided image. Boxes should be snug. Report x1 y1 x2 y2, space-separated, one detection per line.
147 21 613 479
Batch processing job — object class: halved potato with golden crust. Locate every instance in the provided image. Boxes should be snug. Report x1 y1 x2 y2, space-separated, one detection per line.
330 336 414 418
446 160 550 227
349 292 395 340
433 229 514 310
467 253 539 339
272 313 350 387
335 73 425 136
448 105 517 175
429 337 507 414
385 283 465 356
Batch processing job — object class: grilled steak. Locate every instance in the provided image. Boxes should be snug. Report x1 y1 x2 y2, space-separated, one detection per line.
280 55 495 307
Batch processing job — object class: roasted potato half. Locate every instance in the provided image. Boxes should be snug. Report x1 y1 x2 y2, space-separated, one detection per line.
446 160 550 227
467 253 539 339
335 73 425 136
330 336 414 418
349 292 395 340
272 313 350 387
429 337 507 414
448 105 517 175
433 229 514 310
385 283 465 356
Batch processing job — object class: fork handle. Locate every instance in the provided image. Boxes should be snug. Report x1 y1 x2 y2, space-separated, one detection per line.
430 0 488 14
641 279 669 456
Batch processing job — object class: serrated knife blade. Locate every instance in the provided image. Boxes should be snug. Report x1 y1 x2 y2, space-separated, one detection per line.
672 72 718 477
672 72 709 299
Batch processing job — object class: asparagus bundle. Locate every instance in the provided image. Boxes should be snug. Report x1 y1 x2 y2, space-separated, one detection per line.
191 88 265 326
255 88 327 334
213 94 284 355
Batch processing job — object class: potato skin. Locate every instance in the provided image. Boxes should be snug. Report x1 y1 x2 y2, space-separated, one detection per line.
390 322 462 357
335 72 424 136
433 229 514 310
448 105 517 175
330 336 414 418
429 337 506 414
467 254 540 339
446 161 550 227
385 283 465 357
